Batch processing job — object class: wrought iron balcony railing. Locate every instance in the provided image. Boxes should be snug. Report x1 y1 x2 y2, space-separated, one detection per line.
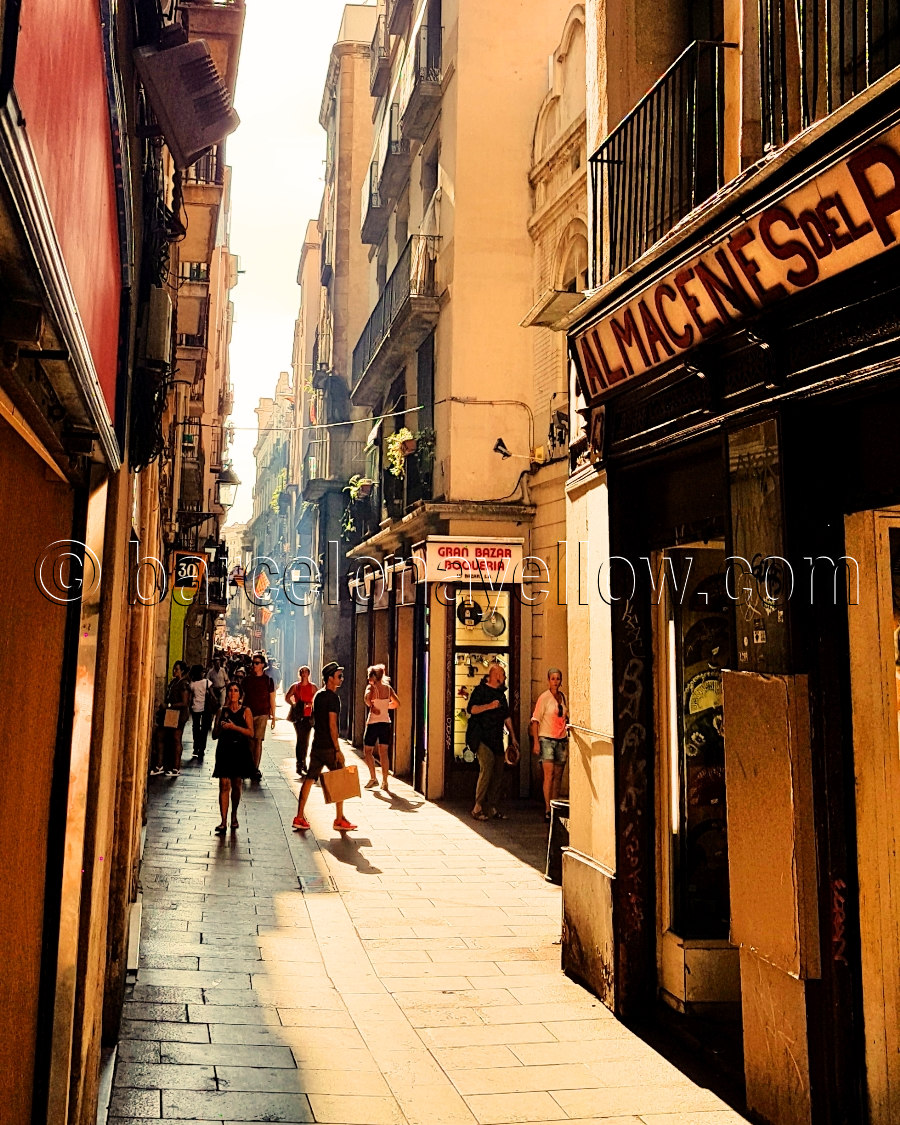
398 23 442 141
370 14 390 96
590 40 736 283
760 0 900 151
352 235 440 398
184 147 224 186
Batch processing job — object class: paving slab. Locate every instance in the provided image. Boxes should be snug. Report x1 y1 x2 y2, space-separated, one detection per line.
112 727 748 1125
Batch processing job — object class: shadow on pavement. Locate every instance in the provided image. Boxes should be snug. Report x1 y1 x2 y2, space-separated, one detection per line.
437 796 550 876
322 836 383 875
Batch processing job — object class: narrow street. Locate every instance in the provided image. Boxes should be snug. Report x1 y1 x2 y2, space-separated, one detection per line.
108 718 748 1125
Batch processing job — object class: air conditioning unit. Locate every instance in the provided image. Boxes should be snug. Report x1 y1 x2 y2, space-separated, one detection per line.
134 39 239 169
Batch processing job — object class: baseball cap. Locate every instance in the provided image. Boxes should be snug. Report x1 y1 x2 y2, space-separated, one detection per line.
322 661 344 681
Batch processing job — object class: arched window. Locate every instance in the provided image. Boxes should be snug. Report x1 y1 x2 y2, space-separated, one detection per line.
558 230 589 293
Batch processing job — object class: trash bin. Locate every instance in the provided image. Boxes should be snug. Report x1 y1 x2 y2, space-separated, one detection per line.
545 799 570 885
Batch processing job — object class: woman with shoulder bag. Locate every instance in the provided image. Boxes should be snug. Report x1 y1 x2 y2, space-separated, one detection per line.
155 661 190 777
285 666 317 778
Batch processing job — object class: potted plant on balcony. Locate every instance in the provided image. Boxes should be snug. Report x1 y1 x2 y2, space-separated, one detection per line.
385 427 416 477
345 473 375 501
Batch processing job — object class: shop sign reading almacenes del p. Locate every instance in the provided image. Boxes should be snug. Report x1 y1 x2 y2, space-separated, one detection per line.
573 124 900 400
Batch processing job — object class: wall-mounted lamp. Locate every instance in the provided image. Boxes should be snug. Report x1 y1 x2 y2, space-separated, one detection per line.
493 438 512 459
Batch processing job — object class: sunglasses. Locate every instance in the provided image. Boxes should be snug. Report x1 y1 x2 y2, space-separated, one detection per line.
252 660 264 665
557 703 564 718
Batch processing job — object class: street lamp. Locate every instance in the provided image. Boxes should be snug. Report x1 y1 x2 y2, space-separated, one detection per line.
215 464 241 511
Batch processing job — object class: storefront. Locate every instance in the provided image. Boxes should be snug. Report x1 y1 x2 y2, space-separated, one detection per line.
565 89 900 1125
348 533 529 801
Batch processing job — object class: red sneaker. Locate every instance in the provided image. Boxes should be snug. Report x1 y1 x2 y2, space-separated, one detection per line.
292 815 310 831
333 817 357 832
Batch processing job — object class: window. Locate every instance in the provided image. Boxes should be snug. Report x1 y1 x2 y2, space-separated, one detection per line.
421 140 439 213
560 235 588 294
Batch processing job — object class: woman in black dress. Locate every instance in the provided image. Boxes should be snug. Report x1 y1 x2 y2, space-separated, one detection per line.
211 682 254 834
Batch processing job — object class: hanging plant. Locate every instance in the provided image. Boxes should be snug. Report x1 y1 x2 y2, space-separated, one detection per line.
340 504 357 540
269 467 288 512
385 427 416 478
344 473 375 501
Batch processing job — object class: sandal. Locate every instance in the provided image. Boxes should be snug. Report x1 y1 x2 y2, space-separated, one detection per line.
472 809 489 822
492 812 508 820
214 824 227 835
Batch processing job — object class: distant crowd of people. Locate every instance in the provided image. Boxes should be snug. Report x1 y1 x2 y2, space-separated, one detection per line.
151 647 569 837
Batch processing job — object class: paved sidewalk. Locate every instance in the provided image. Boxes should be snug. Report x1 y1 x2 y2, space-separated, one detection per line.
109 718 749 1125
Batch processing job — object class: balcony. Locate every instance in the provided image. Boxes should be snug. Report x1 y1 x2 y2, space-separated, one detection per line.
360 161 385 244
176 331 207 384
179 0 245 101
352 235 440 405
360 105 411 245
181 147 225 261
320 229 334 285
302 434 369 500
176 261 209 337
760 0 900 150
370 14 390 97
387 0 412 36
398 24 442 142
590 40 735 283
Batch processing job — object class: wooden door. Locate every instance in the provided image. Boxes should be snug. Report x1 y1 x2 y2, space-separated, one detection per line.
846 508 900 1124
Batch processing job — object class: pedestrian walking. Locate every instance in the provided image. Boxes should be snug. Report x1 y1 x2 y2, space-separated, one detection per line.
285 666 317 777
266 657 283 690
242 651 275 782
211 681 254 833
207 654 227 708
292 661 357 834
188 664 215 759
530 667 569 821
363 664 399 792
466 662 519 821
152 660 191 777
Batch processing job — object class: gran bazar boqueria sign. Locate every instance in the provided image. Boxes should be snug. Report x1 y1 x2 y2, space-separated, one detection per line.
572 125 900 400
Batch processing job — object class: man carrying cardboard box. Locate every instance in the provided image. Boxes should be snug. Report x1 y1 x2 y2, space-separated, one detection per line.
292 662 357 834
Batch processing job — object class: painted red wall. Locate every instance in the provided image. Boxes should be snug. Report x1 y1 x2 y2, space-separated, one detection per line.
15 0 121 421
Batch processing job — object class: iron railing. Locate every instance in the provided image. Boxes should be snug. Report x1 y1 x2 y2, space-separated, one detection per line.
184 147 224 186
591 40 736 283
351 235 440 393
178 261 209 282
304 438 328 485
398 23 442 118
370 14 388 93
760 0 900 150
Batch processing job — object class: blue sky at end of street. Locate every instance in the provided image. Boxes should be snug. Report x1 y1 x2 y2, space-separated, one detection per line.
225 0 371 525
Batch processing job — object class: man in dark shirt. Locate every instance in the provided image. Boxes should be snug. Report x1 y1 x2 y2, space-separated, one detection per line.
243 652 275 782
292 662 357 833
466 662 519 820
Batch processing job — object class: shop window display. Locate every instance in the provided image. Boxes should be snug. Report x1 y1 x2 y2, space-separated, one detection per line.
451 589 511 768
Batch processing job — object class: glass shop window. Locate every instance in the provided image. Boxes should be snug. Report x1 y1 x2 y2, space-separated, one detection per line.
452 588 511 768
664 546 733 939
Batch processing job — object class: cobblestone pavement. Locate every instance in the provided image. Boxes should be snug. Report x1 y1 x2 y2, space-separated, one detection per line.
109 717 750 1125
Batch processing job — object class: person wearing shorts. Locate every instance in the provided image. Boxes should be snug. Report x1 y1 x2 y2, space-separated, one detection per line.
530 667 569 821
242 653 275 782
292 662 356 834
363 664 400 792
